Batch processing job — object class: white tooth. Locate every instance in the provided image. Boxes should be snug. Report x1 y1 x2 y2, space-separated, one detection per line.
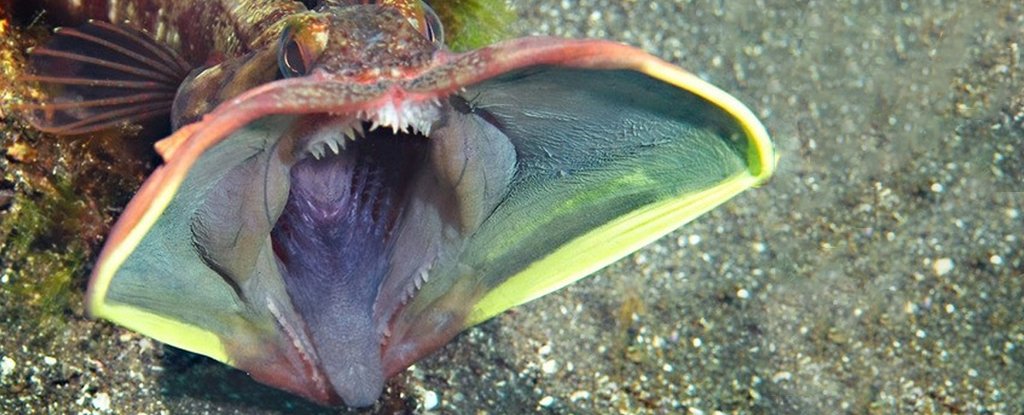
327 139 339 154
369 120 381 132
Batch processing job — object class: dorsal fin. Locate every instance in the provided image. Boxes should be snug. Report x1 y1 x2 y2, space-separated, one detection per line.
21 20 191 136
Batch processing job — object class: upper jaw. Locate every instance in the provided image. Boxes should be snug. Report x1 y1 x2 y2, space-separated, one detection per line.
294 96 444 160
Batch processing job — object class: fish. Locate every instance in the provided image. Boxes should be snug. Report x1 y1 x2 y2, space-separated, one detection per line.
15 0 776 407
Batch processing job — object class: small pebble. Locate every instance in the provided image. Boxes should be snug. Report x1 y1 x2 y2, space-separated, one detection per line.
737 288 750 299
932 258 954 276
538 344 552 356
772 371 792 382
541 359 558 374
0 356 15 381
569 390 590 401
43 356 57 366
990 255 1003 265
422 390 438 411
538 395 555 407
688 234 702 245
91 392 111 411
692 338 702 348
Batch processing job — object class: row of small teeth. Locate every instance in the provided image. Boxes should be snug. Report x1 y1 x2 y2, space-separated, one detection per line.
306 120 364 160
377 264 433 340
363 98 441 137
305 99 443 160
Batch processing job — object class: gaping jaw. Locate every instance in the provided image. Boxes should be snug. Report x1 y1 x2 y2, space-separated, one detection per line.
86 37 775 408
190 88 518 406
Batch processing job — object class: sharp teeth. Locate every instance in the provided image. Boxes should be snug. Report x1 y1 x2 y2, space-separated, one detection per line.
415 269 428 289
413 118 432 136
339 99 444 139
339 126 351 142
326 139 339 154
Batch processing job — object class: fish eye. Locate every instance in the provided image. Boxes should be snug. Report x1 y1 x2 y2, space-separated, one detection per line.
278 23 324 78
420 1 444 46
279 40 306 77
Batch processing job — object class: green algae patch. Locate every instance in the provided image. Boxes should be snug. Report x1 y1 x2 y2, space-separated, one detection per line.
0 130 151 339
0 142 80 338
432 0 515 52
0 14 152 339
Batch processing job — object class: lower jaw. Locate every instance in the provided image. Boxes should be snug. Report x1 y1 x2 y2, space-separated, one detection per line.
269 123 429 405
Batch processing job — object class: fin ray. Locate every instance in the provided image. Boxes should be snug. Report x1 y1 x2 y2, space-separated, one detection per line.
22 20 190 136
28 47 181 83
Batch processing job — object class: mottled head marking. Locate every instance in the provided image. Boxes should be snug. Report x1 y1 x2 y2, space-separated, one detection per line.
296 3 439 81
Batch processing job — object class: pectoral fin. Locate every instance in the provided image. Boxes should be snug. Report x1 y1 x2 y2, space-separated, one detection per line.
22 21 191 135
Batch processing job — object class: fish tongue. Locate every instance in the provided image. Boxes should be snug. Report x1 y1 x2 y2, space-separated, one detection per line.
314 305 386 407
270 131 425 406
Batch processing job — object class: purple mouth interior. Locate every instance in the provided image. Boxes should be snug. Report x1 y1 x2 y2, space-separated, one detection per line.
270 120 428 406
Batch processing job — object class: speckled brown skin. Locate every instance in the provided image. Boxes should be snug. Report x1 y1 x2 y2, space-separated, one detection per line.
172 3 441 127
18 0 304 66
17 0 442 128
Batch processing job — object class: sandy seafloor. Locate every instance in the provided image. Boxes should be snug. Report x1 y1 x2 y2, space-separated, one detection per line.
1 0 1022 414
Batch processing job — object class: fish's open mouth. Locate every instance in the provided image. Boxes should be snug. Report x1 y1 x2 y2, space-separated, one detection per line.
271 102 442 405
180 86 518 405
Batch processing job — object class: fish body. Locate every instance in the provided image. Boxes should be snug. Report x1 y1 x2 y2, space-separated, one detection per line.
20 0 302 63
17 0 776 407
